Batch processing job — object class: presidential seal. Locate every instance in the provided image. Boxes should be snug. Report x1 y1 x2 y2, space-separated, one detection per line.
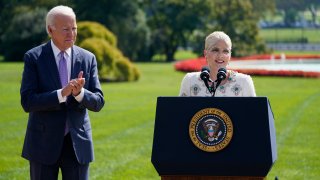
189 108 233 152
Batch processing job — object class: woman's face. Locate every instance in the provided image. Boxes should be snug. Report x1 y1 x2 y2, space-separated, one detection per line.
205 40 231 72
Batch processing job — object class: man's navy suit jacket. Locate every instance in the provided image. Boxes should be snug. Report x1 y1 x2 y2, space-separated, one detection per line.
20 41 105 165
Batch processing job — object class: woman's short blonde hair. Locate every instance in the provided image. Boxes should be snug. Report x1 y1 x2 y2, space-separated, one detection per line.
205 31 232 51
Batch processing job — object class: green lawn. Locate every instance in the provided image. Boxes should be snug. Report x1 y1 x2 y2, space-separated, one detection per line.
0 62 319 179
260 28 320 43
151 49 198 62
273 50 320 55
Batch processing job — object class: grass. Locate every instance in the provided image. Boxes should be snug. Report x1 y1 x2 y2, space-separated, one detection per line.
0 62 320 179
263 10 320 23
259 28 320 43
151 49 198 62
174 49 199 60
151 28 320 62
273 50 320 55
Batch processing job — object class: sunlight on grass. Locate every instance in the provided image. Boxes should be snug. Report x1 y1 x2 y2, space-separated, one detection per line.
260 28 320 43
273 50 320 55
152 49 198 62
174 49 198 60
0 62 319 179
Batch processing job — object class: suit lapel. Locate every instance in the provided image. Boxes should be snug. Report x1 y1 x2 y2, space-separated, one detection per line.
71 46 82 79
43 42 61 88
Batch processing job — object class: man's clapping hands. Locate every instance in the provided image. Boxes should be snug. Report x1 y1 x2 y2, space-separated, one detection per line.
61 71 85 97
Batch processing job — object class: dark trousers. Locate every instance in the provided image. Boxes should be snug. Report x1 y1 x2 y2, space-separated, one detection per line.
29 133 89 180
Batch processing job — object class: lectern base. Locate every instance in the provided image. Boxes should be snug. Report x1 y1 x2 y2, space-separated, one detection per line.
161 176 266 180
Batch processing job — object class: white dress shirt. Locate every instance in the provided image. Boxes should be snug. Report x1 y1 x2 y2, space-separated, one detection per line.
179 70 256 97
51 41 84 103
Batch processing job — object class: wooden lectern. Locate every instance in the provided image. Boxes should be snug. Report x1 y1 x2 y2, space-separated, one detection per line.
151 97 277 180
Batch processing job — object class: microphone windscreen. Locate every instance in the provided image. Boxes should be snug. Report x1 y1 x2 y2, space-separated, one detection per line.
218 68 227 73
201 66 210 73
217 68 227 80
200 66 210 81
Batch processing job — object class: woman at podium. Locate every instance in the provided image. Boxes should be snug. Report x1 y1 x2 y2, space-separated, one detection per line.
179 31 256 97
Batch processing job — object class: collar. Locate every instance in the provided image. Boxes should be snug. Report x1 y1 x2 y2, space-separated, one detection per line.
51 40 72 58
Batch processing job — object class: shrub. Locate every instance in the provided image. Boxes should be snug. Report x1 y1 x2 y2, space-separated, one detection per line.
79 33 140 82
80 38 114 79
132 65 141 81
77 21 117 47
115 57 141 81
77 21 140 82
115 58 133 81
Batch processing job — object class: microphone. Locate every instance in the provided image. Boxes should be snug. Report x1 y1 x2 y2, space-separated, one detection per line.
216 68 227 82
200 66 212 82
214 68 227 96
200 66 213 93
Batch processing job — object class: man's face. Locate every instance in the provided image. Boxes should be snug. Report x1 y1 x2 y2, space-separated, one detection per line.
48 14 77 51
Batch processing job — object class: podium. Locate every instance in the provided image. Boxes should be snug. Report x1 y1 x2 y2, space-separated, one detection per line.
151 97 277 179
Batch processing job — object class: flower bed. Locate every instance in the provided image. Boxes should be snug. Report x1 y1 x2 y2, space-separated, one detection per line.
227 68 320 78
231 54 320 60
174 54 320 78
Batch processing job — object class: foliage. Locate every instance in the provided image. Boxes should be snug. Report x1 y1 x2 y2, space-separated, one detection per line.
77 21 117 47
275 0 320 27
74 0 151 61
2 0 316 63
189 0 274 57
115 58 140 81
0 62 320 179
77 0 274 60
250 0 276 18
112 8 152 62
80 38 116 78
0 0 73 55
78 22 140 82
74 0 223 61
211 0 269 57
0 1 16 49
143 0 212 62
0 7 48 61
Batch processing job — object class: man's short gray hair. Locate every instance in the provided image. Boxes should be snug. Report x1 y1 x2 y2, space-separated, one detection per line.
46 5 76 34
205 31 232 51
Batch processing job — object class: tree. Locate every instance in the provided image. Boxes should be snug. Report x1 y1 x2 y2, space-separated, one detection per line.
1 7 48 61
77 21 140 81
275 0 308 27
0 0 73 61
0 0 19 55
189 0 272 57
74 0 151 61
210 0 269 57
251 0 276 18
300 0 320 27
1 0 149 61
143 0 211 62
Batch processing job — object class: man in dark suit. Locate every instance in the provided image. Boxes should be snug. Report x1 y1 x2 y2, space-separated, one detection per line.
20 5 105 180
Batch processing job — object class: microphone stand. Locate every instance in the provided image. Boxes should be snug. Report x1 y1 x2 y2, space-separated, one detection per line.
203 78 214 95
212 79 222 97
203 77 222 97
201 67 226 97
212 68 227 97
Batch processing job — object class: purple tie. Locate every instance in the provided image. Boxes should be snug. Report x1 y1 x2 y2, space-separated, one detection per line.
59 52 68 87
58 51 69 135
